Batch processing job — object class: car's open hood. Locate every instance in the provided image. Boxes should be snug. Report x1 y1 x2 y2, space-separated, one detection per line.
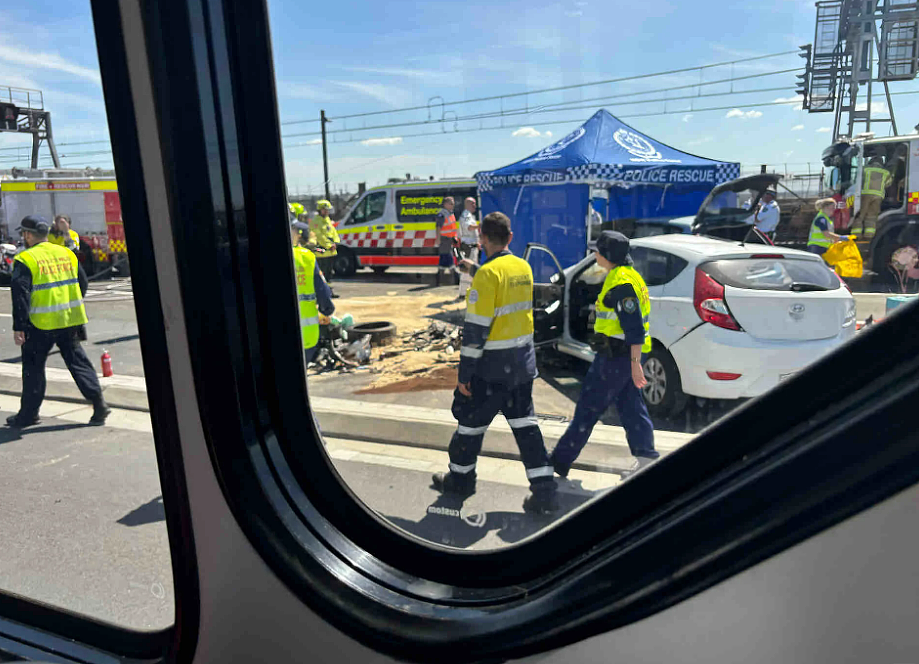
691 173 783 236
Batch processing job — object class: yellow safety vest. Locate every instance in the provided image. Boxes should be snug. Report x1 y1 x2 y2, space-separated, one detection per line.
48 229 80 251
594 265 651 353
464 254 534 348
808 211 835 250
293 245 320 350
309 215 339 257
14 241 88 330
862 167 891 197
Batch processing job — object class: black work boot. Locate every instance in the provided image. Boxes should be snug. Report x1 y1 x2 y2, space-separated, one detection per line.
89 400 112 426
431 471 476 498
6 413 41 428
523 483 560 515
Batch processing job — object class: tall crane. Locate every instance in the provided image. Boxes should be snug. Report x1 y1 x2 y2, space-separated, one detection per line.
0 86 61 168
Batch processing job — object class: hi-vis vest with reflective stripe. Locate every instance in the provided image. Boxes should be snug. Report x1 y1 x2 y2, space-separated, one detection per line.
440 210 458 238
808 211 835 249
293 246 320 350
49 229 80 251
464 254 534 352
594 265 651 353
309 215 339 257
14 241 88 330
862 167 891 197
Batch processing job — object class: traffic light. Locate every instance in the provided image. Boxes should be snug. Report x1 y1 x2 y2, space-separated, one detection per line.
797 44 813 110
0 102 18 131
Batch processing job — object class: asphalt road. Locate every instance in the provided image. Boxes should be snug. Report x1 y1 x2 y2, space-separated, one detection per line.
0 395 619 631
0 271 733 434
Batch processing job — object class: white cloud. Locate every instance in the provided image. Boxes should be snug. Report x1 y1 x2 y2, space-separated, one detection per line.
792 124 805 131
512 127 544 138
682 114 693 123
817 127 832 133
281 82 329 100
784 150 795 157
687 136 714 146
565 10 584 17
360 137 403 146
330 81 410 107
545 131 553 138
726 109 763 120
0 43 101 85
773 95 804 110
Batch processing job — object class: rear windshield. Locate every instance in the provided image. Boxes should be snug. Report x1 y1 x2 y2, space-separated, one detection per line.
702 257 840 291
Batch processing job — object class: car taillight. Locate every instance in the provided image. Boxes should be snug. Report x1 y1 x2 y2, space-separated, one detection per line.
706 371 742 380
693 268 742 331
749 254 785 259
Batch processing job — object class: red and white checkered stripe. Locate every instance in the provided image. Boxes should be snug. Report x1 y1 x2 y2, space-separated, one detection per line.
341 229 437 249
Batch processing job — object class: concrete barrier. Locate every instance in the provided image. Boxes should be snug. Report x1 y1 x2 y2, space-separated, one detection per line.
0 364 695 473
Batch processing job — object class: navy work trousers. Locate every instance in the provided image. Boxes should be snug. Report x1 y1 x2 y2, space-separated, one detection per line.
448 377 555 492
20 327 103 418
552 354 657 469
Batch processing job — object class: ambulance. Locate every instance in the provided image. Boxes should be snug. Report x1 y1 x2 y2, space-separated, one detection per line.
0 171 127 276
334 178 477 275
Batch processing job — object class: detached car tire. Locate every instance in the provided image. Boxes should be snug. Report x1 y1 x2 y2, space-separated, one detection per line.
642 346 688 418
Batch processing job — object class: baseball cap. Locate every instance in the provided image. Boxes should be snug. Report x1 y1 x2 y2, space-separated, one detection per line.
595 230 632 266
17 215 50 234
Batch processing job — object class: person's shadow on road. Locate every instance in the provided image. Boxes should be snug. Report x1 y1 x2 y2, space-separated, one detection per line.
0 422 90 445
384 489 597 550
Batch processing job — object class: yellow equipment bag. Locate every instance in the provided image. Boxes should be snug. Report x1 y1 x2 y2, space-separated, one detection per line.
823 238 863 279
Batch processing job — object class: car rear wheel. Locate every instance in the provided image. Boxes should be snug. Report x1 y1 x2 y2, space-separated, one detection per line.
642 346 688 419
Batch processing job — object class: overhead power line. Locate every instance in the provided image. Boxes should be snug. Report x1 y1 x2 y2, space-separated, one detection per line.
281 49 801 126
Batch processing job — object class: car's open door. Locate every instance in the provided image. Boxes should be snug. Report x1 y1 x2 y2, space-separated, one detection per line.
523 242 565 346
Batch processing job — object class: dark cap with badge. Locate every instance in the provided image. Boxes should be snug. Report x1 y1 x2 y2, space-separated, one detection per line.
595 230 632 266
17 215 50 234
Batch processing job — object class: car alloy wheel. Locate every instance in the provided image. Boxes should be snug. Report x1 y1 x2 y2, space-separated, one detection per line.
643 357 668 405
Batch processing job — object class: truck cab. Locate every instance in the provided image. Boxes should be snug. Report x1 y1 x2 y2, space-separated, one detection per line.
822 133 919 284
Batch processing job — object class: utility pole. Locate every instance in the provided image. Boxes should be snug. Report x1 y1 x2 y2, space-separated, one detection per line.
320 109 331 201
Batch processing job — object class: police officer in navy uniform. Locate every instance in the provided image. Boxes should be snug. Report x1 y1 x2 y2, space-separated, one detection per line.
550 231 659 478
432 211 558 514
7 215 110 428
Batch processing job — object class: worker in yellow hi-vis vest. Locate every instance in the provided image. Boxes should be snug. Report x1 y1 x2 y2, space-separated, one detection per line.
7 215 110 428
49 214 81 252
291 221 334 364
852 157 892 239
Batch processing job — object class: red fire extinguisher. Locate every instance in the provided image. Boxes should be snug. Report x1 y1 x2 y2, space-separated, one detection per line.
101 350 114 377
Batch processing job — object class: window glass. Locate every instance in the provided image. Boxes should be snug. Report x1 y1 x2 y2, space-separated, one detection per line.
365 191 387 223
631 248 686 286
0 1 172 629
267 0 873 553
348 196 369 225
703 257 840 291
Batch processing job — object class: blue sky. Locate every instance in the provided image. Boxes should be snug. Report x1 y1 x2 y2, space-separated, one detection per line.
1 0 917 193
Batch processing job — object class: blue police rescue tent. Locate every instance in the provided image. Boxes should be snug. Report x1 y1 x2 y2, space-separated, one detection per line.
475 109 740 268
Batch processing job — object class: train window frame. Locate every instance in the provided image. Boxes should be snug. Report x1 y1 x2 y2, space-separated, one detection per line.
4 0 919 662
